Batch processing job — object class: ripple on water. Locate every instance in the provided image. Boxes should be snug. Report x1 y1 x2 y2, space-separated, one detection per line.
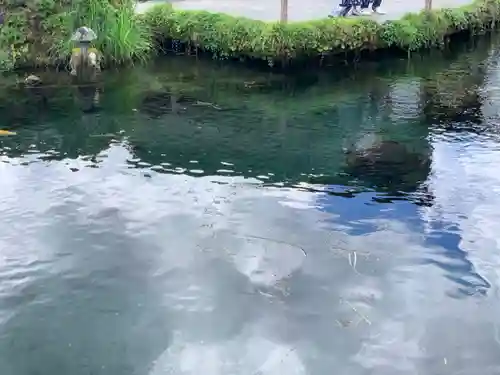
3 37 500 375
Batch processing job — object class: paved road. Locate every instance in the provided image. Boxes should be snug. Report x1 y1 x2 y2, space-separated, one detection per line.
136 0 472 21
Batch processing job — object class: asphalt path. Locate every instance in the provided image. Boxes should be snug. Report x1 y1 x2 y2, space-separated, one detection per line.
135 0 473 21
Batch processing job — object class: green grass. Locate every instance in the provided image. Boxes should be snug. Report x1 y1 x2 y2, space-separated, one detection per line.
141 0 500 62
69 0 153 65
0 0 152 70
0 0 500 71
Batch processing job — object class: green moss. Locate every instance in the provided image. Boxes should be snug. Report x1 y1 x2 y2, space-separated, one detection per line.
142 0 500 62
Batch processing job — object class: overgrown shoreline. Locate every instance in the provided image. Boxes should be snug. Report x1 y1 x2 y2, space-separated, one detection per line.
142 0 500 63
1 0 500 72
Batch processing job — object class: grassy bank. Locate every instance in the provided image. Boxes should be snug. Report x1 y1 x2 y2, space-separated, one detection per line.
0 0 151 71
0 0 499 71
142 0 500 63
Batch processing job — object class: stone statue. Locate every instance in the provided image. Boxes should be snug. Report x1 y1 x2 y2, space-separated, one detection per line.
69 26 101 78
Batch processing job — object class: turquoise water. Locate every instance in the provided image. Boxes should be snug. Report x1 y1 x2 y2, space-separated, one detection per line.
1 36 500 375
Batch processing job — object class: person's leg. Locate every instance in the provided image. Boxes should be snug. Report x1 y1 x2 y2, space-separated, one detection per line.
360 0 371 8
371 0 386 14
342 5 353 15
350 0 361 15
332 0 352 17
359 0 372 14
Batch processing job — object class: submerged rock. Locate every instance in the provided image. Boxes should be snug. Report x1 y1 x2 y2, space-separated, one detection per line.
343 138 432 196
345 140 412 166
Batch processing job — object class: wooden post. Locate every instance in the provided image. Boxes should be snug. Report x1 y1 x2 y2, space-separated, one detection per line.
280 0 288 23
425 0 432 10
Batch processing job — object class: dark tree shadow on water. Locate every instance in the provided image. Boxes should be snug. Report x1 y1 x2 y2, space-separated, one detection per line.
305 140 434 207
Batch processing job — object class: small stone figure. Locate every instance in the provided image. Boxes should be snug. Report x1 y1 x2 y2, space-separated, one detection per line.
69 26 101 78
69 48 101 76
71 26 97 43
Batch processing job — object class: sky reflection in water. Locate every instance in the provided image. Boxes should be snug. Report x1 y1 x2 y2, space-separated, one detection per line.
1 36 500 375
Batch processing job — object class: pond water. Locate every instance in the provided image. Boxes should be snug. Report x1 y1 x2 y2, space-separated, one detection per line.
1 36 500 375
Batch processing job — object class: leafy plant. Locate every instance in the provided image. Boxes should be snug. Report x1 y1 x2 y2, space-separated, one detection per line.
68 0 153 65
0 0 152 70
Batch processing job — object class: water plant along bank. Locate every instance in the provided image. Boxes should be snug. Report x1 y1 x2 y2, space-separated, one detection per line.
1 0 500 71
143 0 500 62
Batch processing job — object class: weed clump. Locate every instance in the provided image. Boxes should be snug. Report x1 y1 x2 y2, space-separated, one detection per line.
62 0 152 65
0 0 152 71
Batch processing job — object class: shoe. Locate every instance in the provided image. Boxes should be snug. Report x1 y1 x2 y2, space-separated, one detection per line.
359 8 373 15
373 7 386 14
350 7 361 15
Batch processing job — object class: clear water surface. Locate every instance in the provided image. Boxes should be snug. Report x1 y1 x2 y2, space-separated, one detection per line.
1 35 500 375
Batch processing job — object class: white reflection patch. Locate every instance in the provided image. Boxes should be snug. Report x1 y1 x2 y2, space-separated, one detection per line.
229 235 306 287
149 332 306 375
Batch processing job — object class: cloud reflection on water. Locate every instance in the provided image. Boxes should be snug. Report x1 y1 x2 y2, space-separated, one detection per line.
1 133 500 375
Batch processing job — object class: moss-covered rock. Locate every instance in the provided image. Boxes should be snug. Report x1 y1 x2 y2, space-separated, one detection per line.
142 0 500 62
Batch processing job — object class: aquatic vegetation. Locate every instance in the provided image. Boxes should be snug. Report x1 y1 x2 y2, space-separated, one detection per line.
0 0 152 71
142 0 500 63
